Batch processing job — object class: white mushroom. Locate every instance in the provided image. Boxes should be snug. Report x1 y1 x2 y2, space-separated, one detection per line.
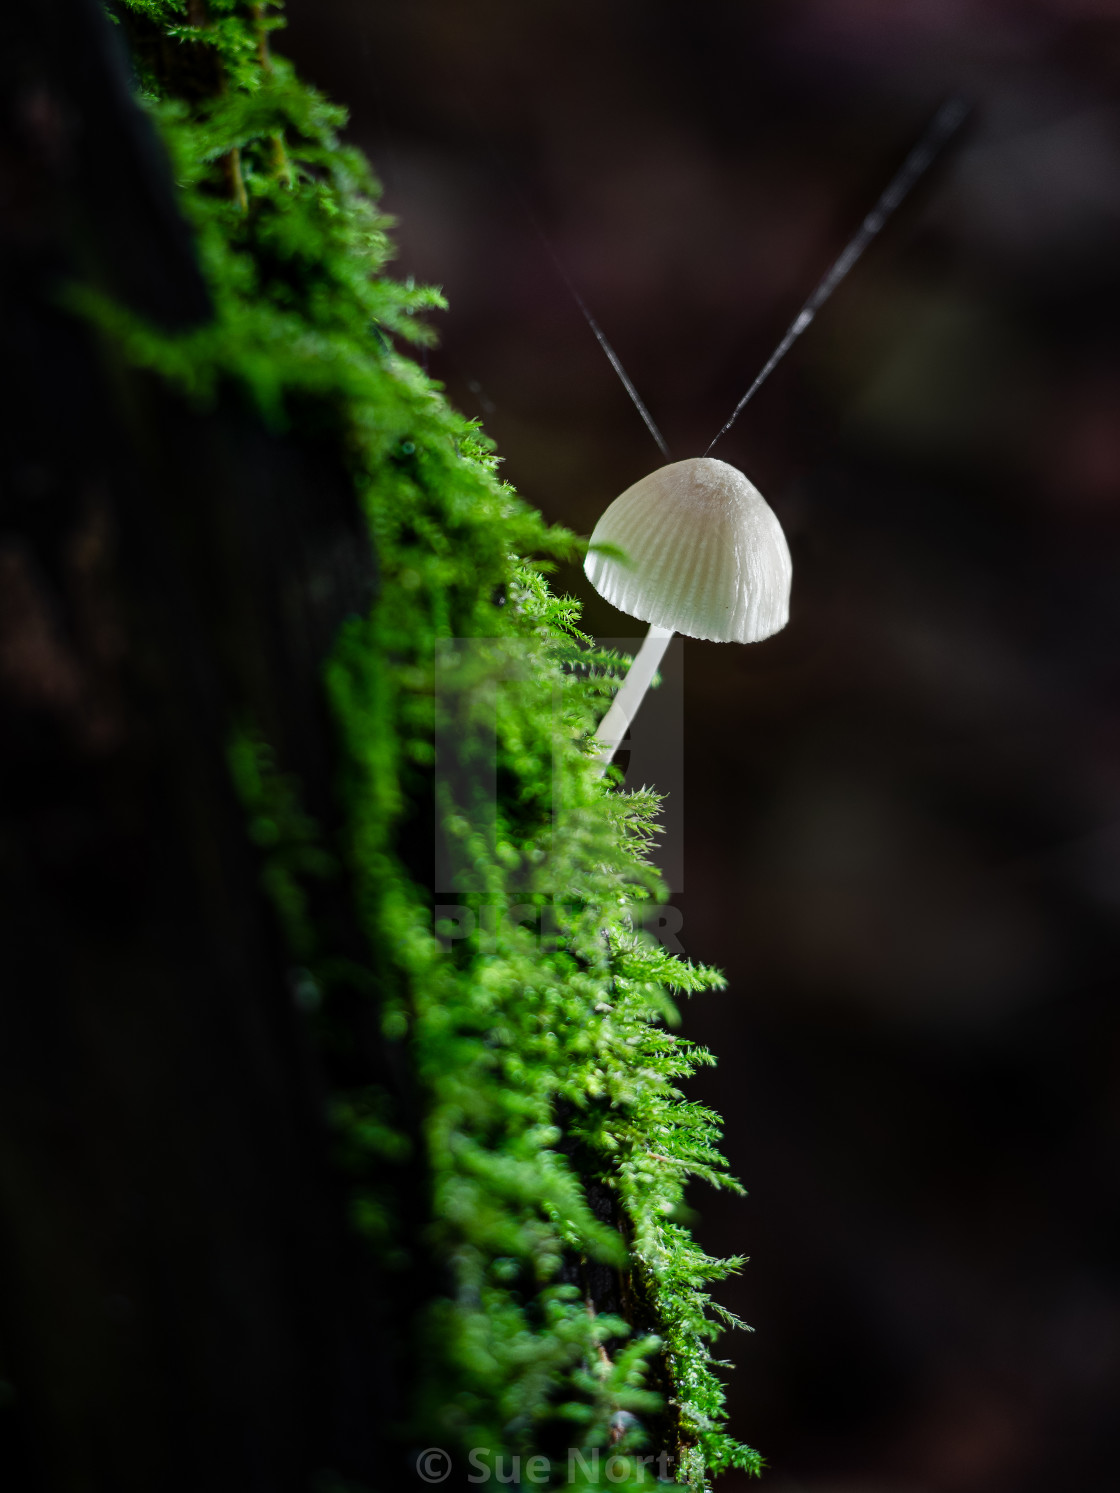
575 102 967 769
585 457 791 766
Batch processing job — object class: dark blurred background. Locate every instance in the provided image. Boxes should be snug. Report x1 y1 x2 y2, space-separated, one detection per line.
281 3 1120 1490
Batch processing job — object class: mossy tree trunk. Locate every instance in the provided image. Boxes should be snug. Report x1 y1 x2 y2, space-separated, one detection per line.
0 3 759 1490
0 2 403 1488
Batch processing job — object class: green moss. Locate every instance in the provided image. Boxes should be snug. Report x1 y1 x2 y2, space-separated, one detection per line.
106 1 761 1483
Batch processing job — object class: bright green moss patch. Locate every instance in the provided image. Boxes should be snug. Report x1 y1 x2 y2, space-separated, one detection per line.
109 1 761 1484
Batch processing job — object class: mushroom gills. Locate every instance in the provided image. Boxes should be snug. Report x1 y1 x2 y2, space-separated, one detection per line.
584 457 792 645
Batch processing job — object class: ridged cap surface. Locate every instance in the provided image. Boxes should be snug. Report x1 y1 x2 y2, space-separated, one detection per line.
584 457 792 643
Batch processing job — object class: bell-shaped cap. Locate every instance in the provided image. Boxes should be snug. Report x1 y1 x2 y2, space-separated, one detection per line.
584 457 792 643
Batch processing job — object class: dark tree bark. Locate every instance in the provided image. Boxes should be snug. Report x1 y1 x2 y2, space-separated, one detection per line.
0 2 398 1488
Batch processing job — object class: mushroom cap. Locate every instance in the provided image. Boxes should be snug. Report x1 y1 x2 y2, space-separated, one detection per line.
583 456 792 643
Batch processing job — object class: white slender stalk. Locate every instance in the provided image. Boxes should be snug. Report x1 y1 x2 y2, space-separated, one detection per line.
595 624 674 771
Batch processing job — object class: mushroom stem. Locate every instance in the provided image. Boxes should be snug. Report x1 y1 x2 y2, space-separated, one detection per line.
595 624 674 771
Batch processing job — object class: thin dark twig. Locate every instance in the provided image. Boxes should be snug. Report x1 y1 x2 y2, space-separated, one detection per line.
459 96 670 461
706 96 969 456
533 224 671 462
